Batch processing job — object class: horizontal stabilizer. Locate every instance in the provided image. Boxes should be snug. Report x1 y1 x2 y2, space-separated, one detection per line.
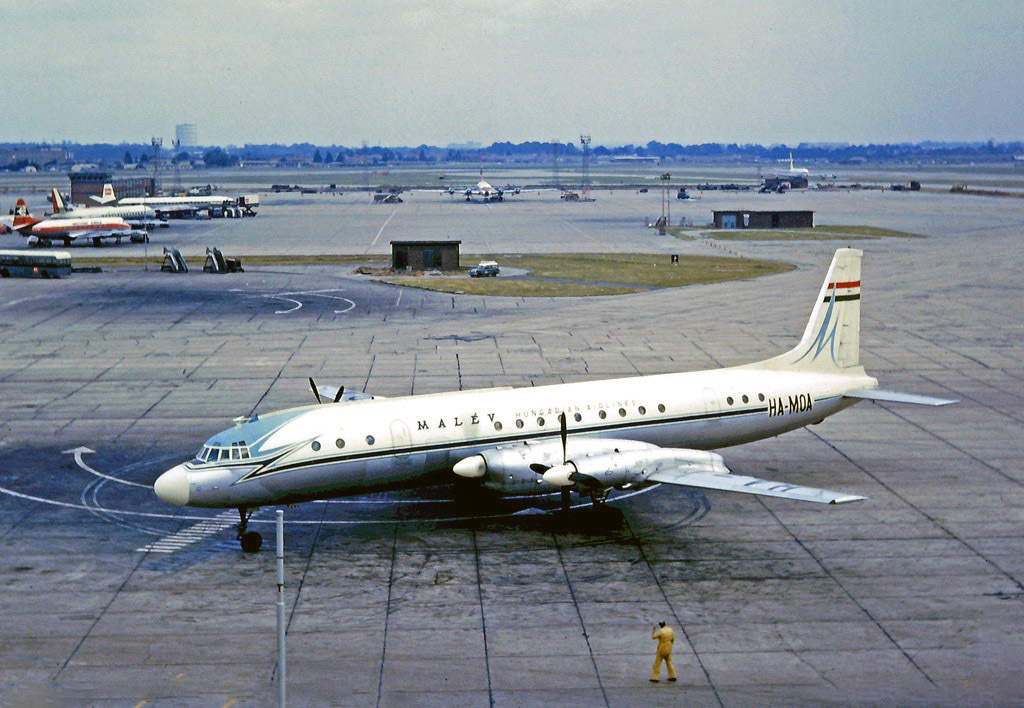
844 388 957 406
649 468 864 504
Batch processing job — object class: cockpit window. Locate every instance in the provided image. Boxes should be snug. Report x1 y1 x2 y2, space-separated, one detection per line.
193 443 251 464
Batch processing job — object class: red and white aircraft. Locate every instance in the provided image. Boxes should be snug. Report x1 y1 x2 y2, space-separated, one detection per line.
3 198 145 247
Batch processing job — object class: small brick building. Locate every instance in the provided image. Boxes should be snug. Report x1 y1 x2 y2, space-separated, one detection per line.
713 210 814 229
390 240 461 271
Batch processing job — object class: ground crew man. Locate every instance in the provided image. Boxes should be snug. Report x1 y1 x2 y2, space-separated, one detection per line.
650 620 677 682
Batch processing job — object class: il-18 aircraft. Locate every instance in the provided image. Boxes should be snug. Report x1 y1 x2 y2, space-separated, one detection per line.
155 249 954 552
2 198 145 247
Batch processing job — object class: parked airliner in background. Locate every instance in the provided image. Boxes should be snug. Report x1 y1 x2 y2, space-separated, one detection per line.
3 198 145 247
48 189 165 231
155 249 955 552
95 183 233 218
445 180 519 202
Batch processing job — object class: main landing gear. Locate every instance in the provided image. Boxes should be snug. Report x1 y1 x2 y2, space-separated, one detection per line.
236 507 262 553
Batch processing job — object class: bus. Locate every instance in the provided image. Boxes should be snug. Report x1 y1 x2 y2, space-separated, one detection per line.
0 250 72 279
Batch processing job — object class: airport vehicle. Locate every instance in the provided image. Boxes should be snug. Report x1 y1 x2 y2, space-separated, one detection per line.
155 249 955 552
5 198 146 247
48 189 165 230
95 183 237 219
0 249 71 278
469 261 500 277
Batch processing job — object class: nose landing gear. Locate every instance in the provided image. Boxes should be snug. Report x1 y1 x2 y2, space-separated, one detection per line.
236 507 262 553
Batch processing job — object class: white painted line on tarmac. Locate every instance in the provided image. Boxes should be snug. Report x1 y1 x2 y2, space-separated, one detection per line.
367 208 397 251
63 446 150 488
136 510 238 553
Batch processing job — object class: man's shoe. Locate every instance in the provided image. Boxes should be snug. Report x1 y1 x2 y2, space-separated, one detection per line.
650 679 659 683
668 678 677 682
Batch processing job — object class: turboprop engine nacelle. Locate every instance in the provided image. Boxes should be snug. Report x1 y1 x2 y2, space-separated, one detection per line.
453 439 658 494
543 449 730 489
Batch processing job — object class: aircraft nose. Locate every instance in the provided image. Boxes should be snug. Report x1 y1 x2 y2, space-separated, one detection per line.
154 465 191 506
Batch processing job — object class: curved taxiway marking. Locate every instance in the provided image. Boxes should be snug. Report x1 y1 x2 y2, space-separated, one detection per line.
64 446 150 488
230 288 357 314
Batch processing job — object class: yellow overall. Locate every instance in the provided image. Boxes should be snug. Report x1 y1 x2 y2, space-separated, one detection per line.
651 625 676 681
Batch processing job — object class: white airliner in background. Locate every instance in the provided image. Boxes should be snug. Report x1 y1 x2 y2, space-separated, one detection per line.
48 189 164 231
155 249 954 552
95 183 233 218
445 180 520 202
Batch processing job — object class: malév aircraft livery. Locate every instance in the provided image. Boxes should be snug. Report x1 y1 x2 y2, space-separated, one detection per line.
154 249 955 552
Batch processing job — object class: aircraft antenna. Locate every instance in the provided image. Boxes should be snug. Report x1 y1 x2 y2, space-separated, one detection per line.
580 134 591 200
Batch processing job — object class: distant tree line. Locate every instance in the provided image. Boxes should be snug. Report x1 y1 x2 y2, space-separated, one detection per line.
3 138 1023 171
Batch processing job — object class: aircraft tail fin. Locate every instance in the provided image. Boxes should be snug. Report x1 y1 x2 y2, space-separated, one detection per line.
750 248 863 373
11 199 39 232
50 188 68 213
92 183 116 204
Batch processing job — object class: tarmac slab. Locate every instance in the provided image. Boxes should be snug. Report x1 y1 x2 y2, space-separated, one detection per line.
0 189 1022 705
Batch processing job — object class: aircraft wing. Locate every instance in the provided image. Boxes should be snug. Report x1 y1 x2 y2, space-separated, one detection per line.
646 453 864 504
844 388 957 406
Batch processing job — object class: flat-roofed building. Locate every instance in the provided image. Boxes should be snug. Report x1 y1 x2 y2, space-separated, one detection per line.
390 240 461 271
713 210 814 229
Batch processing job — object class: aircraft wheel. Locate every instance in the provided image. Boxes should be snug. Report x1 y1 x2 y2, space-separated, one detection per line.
0 268 9 278
93 237 102 247
240 531 263 553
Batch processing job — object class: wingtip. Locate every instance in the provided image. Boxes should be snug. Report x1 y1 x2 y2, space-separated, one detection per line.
831 494 866 504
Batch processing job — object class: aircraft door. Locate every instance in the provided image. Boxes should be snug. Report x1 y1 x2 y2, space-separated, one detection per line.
702 387 723 444
389 419 416 475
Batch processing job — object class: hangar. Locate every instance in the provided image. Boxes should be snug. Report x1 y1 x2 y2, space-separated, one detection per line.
390 240 461 271
713 209 814 229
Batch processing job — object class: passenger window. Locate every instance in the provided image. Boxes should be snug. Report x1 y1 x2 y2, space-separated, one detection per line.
366 435 375 445
598 410 607 419
726 397 734 405
537 417 545 426
494 421 503 431
336 439 345 449
658 404 666 413
638 406 646 415
742 395 749 403
515 419 524 429
311 441 321 452
573 413 582 422
618 408 626 417
758 393 765 402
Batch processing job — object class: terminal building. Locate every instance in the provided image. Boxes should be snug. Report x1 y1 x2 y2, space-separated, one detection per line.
69 172 157 206
391 240 461 271
713 210 814 229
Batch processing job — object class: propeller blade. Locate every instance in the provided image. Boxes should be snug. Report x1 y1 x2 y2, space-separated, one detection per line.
529 463 551 474
333 385 345 403
308 377 321 404
559 412 567 463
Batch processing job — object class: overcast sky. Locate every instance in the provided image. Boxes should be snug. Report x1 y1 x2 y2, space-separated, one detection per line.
5 0 1022 146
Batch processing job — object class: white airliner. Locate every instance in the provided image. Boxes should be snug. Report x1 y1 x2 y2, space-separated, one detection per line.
3 198 144 247
155 249 954 552
95 183 233 218
48 189 164 231
446 180 518 202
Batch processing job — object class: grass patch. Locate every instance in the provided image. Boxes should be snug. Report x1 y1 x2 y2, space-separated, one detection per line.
695 224 925 241
379 252 794 297
379 277 642 297
71 254 390 268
